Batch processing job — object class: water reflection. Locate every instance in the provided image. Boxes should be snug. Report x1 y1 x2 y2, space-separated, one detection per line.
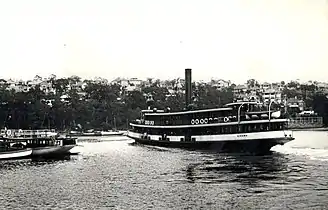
0 156 74 171
184 153 290 185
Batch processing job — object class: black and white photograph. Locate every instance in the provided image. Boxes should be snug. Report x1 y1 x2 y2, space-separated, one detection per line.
0 0 328 209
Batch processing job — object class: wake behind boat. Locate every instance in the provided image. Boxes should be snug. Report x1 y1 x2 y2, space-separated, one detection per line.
127 69 295 153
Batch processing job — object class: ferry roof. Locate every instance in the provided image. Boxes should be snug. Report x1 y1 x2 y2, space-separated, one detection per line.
144 107 233 116
225 101 261 107
141 109 165 113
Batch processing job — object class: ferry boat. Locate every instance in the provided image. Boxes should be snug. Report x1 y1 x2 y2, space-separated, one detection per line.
0 129 77 158
127 69 295 153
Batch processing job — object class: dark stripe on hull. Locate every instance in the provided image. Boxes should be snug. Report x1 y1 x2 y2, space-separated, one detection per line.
31 145 75 158
130 137 293 154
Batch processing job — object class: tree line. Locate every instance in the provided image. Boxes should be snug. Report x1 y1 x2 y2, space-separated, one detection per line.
0 76 327 131
0 77 234 131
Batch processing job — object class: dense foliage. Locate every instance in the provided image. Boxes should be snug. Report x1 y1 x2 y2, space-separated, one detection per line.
1 76 328 130
0 77 235 131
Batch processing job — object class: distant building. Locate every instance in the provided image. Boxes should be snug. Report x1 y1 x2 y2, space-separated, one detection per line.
262 89 282 104
0 79 7 86
287 97 305 111
233 84 248 101
317 82 328 93
93 77 108 85
211 79 231 90
260 82 271 90
129 78 143 87
111 77 143 92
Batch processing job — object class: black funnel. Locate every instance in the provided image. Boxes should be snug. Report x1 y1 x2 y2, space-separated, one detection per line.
185 69 192 109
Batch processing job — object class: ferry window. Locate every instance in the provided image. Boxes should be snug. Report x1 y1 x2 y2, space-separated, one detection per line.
271 123 276 131
230 126 234 133
284 122 287 129
279 123 283 129
274 123 278 130
259 124 264 131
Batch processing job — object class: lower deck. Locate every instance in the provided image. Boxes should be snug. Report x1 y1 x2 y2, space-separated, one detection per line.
127 129 294 153
128 130 293 142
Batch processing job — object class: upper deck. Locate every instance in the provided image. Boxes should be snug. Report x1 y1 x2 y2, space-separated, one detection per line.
133 101 283 127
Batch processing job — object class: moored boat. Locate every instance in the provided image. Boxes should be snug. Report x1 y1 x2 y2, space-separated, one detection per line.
127 69 295 153
68 130 126 137
0 141 32 160
100 130 126 136
1 129 77 158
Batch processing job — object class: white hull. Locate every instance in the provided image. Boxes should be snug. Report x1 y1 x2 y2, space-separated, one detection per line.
0 149 32 160
128 130 294 153
127 130 294 142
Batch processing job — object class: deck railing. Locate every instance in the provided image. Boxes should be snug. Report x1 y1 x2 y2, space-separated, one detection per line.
288 117 323 128
0 129 57 138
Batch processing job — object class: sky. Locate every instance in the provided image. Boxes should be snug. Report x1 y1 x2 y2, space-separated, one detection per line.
0 0 328 84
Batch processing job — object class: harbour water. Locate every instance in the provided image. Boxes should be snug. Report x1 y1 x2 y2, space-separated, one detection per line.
0 131 328 209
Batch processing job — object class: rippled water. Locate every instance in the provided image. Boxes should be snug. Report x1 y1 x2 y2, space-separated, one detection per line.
0 131 328 209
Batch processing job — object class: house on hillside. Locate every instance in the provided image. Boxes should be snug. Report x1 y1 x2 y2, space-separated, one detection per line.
210 79 231 90
262 89 282 104
287 97 305 112
233 84 248 101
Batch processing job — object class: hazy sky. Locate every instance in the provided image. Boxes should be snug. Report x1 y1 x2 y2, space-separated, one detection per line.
1 0 328 84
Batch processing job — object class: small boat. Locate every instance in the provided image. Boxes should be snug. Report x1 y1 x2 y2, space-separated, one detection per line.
1 129 77 158
100 130 126 136
0 141 32 160
68 130 126 137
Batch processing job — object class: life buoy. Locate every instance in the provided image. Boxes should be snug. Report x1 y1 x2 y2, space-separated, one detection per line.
6 130 12 136
204 118 208 124
224 117 229 123
195 119 199 124
200 119 205 124
191 119 195 125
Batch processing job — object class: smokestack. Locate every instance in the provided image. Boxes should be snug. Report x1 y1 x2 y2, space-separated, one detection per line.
185 69 192 109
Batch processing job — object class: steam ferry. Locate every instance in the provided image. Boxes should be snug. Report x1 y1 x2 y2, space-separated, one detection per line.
127 69 294 153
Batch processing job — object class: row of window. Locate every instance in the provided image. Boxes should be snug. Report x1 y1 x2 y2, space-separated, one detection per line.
133 122 286 136
145 110 235 125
